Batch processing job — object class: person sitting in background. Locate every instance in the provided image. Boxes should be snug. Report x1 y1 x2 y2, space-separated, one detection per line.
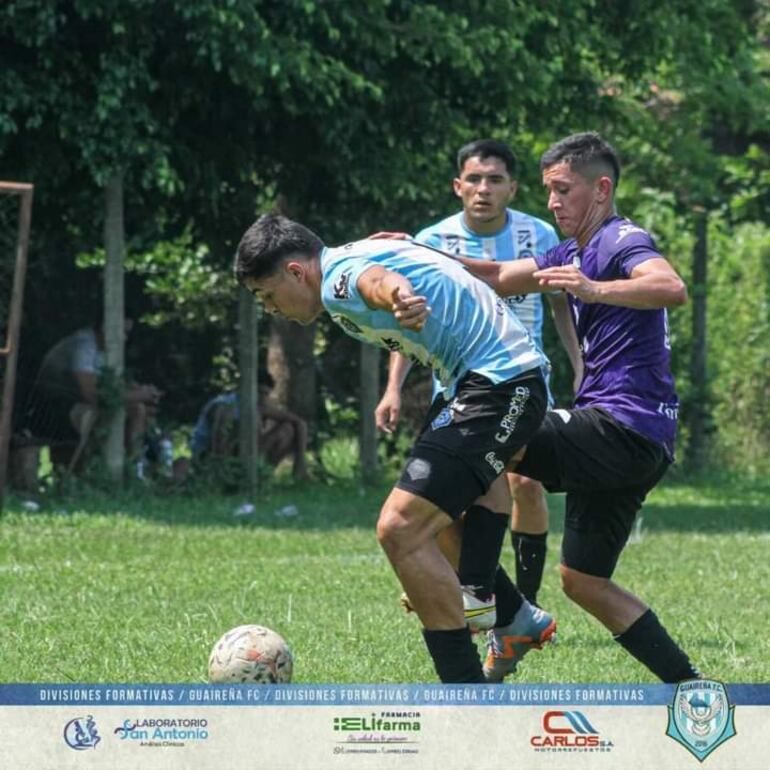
189 373 309 480
26 316 163 467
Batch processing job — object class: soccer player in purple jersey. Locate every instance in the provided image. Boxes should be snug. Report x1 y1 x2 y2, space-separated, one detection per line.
457 132 699 682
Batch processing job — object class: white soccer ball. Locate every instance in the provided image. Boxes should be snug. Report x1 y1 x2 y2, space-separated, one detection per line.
208 624 293 684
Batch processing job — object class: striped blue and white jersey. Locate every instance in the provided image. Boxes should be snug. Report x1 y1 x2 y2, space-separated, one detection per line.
415 208 559 346
320 239 546 400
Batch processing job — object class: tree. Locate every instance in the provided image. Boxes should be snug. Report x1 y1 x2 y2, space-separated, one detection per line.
102 174 127 479
2 0 768 479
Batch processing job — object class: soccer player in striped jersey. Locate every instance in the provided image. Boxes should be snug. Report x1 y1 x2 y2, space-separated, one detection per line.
234 214 556 683
376 139 582 615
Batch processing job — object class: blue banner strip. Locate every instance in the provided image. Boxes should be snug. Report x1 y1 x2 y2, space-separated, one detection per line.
0 683 768 706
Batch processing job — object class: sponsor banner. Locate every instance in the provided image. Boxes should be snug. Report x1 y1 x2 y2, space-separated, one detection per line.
0 683 768 769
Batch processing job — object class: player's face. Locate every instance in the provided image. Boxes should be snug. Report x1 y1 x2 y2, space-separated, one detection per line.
543 162 603 238
454 155 517 233
243 262 323 326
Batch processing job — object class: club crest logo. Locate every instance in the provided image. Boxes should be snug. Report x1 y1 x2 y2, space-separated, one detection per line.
666 679 736 762
445 235 463 255
431 407 453 431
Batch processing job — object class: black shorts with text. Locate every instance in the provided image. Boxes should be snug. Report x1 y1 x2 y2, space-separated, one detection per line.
516 407 670 578
396 368 547 518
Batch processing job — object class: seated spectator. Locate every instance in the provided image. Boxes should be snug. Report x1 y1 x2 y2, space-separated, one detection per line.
190 374 309 480
25 316 163 467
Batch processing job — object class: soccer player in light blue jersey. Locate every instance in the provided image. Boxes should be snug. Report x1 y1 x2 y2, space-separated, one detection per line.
234 214 556 683
376 139 582 615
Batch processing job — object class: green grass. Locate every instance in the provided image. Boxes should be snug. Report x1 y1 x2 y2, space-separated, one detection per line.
1 473 768 684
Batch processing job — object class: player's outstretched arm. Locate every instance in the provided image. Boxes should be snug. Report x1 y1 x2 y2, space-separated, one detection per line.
534 257 687 309
453 256 542 297
374 352 412 434
367 231 411 240
356 266 431 331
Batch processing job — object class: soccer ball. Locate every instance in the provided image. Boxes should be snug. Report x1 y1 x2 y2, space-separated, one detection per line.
208 624 293 684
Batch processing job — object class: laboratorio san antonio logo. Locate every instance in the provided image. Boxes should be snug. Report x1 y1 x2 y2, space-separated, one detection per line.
114 717 210 748
666 679 736 762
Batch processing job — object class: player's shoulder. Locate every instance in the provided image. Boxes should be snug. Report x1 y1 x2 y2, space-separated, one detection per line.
541 237 575 266
506 208 559 244
507 207 555 231
598 216 657 253
322 240 396 280
322 239 373 262
414 211 464 243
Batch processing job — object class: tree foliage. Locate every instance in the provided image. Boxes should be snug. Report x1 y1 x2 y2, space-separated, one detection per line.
1 0 768 471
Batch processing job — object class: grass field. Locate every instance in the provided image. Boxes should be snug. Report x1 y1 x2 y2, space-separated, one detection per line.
1 471 768 684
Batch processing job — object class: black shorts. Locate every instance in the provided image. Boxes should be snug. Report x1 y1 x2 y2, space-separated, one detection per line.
396 368 547 518
516 407 670 578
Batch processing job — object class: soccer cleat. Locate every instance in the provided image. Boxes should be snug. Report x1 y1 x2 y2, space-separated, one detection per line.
483 601 556 682
462 586 497 632
399 588 496 632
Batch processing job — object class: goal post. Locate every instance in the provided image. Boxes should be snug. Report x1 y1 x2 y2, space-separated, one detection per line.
0 182 34 510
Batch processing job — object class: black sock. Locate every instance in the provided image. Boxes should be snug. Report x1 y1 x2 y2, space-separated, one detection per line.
511 530 547 606
614 609 700 682
458 505 509 599
493 565 525 627
422 627 485 683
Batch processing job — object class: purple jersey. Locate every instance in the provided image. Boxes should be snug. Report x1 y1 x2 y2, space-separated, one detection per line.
537 216 679 457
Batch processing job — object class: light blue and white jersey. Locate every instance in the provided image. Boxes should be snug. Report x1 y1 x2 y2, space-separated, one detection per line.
415 208 559 346
320 239 546 400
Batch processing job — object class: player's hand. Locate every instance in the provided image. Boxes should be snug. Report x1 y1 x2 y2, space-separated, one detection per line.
392 286 430 331
533 266 602 303
368 231 411 240
375 390 402 434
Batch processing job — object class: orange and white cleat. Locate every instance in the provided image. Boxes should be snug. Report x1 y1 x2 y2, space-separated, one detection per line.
483 601 557 682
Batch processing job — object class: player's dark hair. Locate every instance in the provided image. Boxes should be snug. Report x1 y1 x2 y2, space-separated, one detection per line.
540 132 621 187
457 138 518 177
234 214 324 285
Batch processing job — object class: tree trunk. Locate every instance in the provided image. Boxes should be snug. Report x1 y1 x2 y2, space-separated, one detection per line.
687 209 708 470
267 318 316 426
238 287 259 500
0 183 33 510
359 344 380 481
103 172 126 483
